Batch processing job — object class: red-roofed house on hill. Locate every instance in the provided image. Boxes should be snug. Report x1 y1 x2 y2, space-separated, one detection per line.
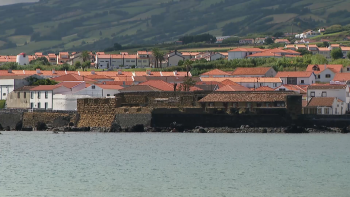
200 69 232 78
304 97 346 115
307 84 349 110
231 67 276 77
306 64 343 83
275 71 316 85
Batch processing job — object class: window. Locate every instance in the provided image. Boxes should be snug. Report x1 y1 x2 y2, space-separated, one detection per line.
92 85 95 89
131 60 135 62
38 92 41 99
3 93 6 96
322 91 327 97
209 103 214 107
17 92 20 99
126 60 130 62
45 102 48 109
30 103 33 109
138 60 142 63
107 94 110 96
45 91 48 99
310 91 315 97
31 92 34 99
266 103 270 107
24 92 26 98
317 108 322 114
324 108 329 114
38 102 41 109
279 88 286 91
301 80 305 84
143 60 147 63
273 83 277 87
317 75 320 79
325 74 331 78
347 68 350 71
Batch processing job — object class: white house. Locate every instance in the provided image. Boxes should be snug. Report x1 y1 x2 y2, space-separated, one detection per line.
307 84 350 106
0 74 42 100
29 85 71 109
96 84 123 97
16 53 29 65
167 51 184 67
305 97 347 115
53 94 92 111
228 48 264 60
275 71 316 85
306 64 343 83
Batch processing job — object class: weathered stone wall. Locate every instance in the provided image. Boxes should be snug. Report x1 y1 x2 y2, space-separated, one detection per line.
0 110 23 129
114 113 152 128
22 111 78 128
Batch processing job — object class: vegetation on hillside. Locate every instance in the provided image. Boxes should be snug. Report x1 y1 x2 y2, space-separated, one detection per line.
1 0 350 54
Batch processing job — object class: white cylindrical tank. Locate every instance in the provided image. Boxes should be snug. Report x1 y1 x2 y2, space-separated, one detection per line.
16 52 29 65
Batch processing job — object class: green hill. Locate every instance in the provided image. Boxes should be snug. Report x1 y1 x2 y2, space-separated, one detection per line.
1 0 350 54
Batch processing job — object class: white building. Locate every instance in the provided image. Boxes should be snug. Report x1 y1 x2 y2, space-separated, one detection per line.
307 84 350 106
16 53 29 65
305 97 347 115
167 51 184 67
306 64 343 83
275 71 316 85
53 94 91 111
29 85 71 109
228 48 264 60
0 74 42 100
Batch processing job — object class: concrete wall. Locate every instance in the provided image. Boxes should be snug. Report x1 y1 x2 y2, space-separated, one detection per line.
6 91 30 109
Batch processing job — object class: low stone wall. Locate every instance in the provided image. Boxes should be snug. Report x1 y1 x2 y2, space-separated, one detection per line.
0 110 23 129
22 112 78 128
114 113 152 128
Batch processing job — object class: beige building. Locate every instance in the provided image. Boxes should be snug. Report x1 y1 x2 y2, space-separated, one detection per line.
6 86 36 109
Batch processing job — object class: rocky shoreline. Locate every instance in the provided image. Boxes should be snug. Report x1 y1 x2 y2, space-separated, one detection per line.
1 122 349 134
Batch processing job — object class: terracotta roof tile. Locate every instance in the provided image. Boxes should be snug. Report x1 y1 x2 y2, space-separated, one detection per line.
120 85 162 92
216 85 251 92
96 84 124 90
275 71 314 78
307 84 347 90
30 85 62 91
199 92 293 103
333 73 350 81
57 82 84 89
201 69 231 76
139 80 174 91
232 67 271 76
51 74 95 82
254 86 274 91
201 77 282 83
229 48 264 52
307 97 335 107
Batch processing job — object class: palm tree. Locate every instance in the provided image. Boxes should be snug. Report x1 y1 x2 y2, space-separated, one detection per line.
158 51 165 68
152 48 160 68
82 51 90 63
183 59 192 77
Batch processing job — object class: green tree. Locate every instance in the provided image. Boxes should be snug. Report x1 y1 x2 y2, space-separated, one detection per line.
82 51 90 62
347 51 350 59
323 41 329 47
331 48 343 59
82 61 91 71
183 59 193 77
75 61 82 69
222 37 240 44
273 32 284 37
178 77 196 91
178 60 184 66
152 48 161 68
264 37 274 45
30 57 50 65
297 48 312 55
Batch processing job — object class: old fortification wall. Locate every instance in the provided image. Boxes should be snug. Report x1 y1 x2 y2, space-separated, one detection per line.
22 111 78 128
0 110 24 129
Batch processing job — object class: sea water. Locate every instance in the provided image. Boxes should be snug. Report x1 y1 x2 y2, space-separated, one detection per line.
1 132 349 197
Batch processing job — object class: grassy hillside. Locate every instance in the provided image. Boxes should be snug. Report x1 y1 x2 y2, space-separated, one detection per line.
1 0 350 54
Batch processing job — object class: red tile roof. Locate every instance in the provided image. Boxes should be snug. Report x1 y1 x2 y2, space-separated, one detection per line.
98 81 133 86
139 80 174 91
307 97 335 107
229 48 264 52
201 77 282 83
201 69 231 76
275 71 314 78
30 85 62 91
332 73 350 81
232 67 271 76
199 92 292 103
254 86 274 91
216 85 251 92
307 84 347 90
57 82 84 89
248 52 281 57
51 74 95 82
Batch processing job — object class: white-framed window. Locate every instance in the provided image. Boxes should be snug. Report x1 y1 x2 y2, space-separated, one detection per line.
38 92 41 99
317 108 322 114
107 94 110 96
24 92 26 98
324 108 329 114
301 80 305 84
143 60 147 63
322 91 327 97
30 103 33 109
45 102 48 109
325 74 331 78
45 91 48 99
273 83 277 87
38 102 41 109
310 91 315 97
92 85 95 89
31 92 34 99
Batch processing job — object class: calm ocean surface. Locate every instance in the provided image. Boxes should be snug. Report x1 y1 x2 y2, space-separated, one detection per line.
1 132 350 197
0 0 38 6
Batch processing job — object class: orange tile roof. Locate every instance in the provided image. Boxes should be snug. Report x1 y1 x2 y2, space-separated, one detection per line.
134 71 162 76
307 84 347 90
229 48 264 52
96 84 124 90
283 50 301 54
57 82 84 89
248 52 281 57
199 92 291 103
341 47 350 51
308 44 318 48
275 71 314 78
307 97 335 107
181 52 199 56
216 85 251 92
85 75 112 79
220 79 240 86
139 80 174 91
161 71 191 77
137 51 151 55
201 69 231 76
296 45 306 47
219 52 228 56
285 45 296 48
98 81 133 86
201 77 282 83
275 84 307 93
51 74 95 82
232 67 271 76
332 73 350 81
331 44 340 47
189 86 203 91
30 85 62 91
254 86 274 91
318 47 330 51
306 64 342 74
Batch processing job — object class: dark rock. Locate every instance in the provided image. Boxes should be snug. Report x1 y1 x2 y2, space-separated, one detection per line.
36 122 47 131
68 122 74 127
341 126 349 134
110 123 121 133
5 126 11 131
130 124 144 132
0 124 3 131
15 121 23 131
284 125 308 133
262 128 268 133
170 122 185 132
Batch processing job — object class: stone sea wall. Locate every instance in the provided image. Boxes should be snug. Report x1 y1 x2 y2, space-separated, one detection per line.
0 110 24 130
22 111 78 128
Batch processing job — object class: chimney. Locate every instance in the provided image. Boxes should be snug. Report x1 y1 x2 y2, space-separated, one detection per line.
324 64 327 70
123 81 125 86
8 69 12 73
91 70 95 75
52 69 56 74
118 69 122 75
36 69 41 74
174 70 178 75
146 70 151 75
